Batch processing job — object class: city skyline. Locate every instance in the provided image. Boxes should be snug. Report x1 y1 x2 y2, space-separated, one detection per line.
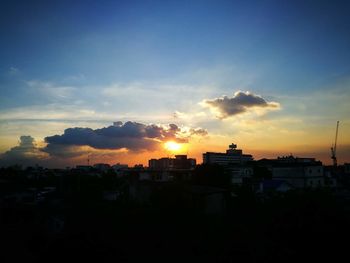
1 0 350 167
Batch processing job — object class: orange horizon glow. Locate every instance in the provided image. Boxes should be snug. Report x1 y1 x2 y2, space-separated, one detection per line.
10 138 348 169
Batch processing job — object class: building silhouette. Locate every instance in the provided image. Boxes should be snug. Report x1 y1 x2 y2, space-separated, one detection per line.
149 155 196 170
203 143 253 165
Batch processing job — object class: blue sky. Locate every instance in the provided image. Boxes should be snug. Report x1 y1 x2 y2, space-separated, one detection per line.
0 0 350 166
2 0 350 86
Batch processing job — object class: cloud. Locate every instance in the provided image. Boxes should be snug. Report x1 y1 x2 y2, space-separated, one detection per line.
27 80 76 99
43 121 192 156
189 128 208 136
202 91 280 119
0 122 208 166
0 104 105 121
100 82 216 115
42 144 92 158
0 136 48 167
9 67 19 75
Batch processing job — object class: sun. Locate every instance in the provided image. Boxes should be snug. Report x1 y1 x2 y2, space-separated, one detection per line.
164 141 182 152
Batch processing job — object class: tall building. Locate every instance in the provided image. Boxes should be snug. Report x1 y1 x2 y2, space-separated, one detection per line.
203 143 253 165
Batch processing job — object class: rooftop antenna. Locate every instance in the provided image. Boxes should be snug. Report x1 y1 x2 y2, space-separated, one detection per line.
229 143 237 149
331 121 339 167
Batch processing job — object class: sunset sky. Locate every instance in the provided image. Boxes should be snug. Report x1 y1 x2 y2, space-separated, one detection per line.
0 0 349 167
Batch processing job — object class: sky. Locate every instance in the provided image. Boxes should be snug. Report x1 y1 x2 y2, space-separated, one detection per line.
0 0 350 167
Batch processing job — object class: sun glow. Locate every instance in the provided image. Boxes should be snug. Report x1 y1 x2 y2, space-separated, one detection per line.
164 141 182 152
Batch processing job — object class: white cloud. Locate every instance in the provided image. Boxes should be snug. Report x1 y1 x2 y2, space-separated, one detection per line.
9 67 19 75
27 80 76 99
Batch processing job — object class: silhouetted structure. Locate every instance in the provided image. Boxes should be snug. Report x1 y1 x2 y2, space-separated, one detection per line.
149 155 196 170
203 143 253 165
93 163 111 172
331 120 340 167
256 155 325 188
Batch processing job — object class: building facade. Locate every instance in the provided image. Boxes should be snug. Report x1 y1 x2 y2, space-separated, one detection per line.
203 143 253 166
148 155 196 170
257 155 325 189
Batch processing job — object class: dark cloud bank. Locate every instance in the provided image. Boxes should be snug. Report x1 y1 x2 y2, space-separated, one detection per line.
204 91 280 119
44 121 187 155
0 121 207 167
0 136 46 167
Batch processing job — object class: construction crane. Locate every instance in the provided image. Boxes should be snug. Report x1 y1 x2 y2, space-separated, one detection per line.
331 121 339 167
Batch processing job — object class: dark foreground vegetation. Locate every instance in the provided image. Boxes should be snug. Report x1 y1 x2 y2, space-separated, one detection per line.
1 166 350 262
